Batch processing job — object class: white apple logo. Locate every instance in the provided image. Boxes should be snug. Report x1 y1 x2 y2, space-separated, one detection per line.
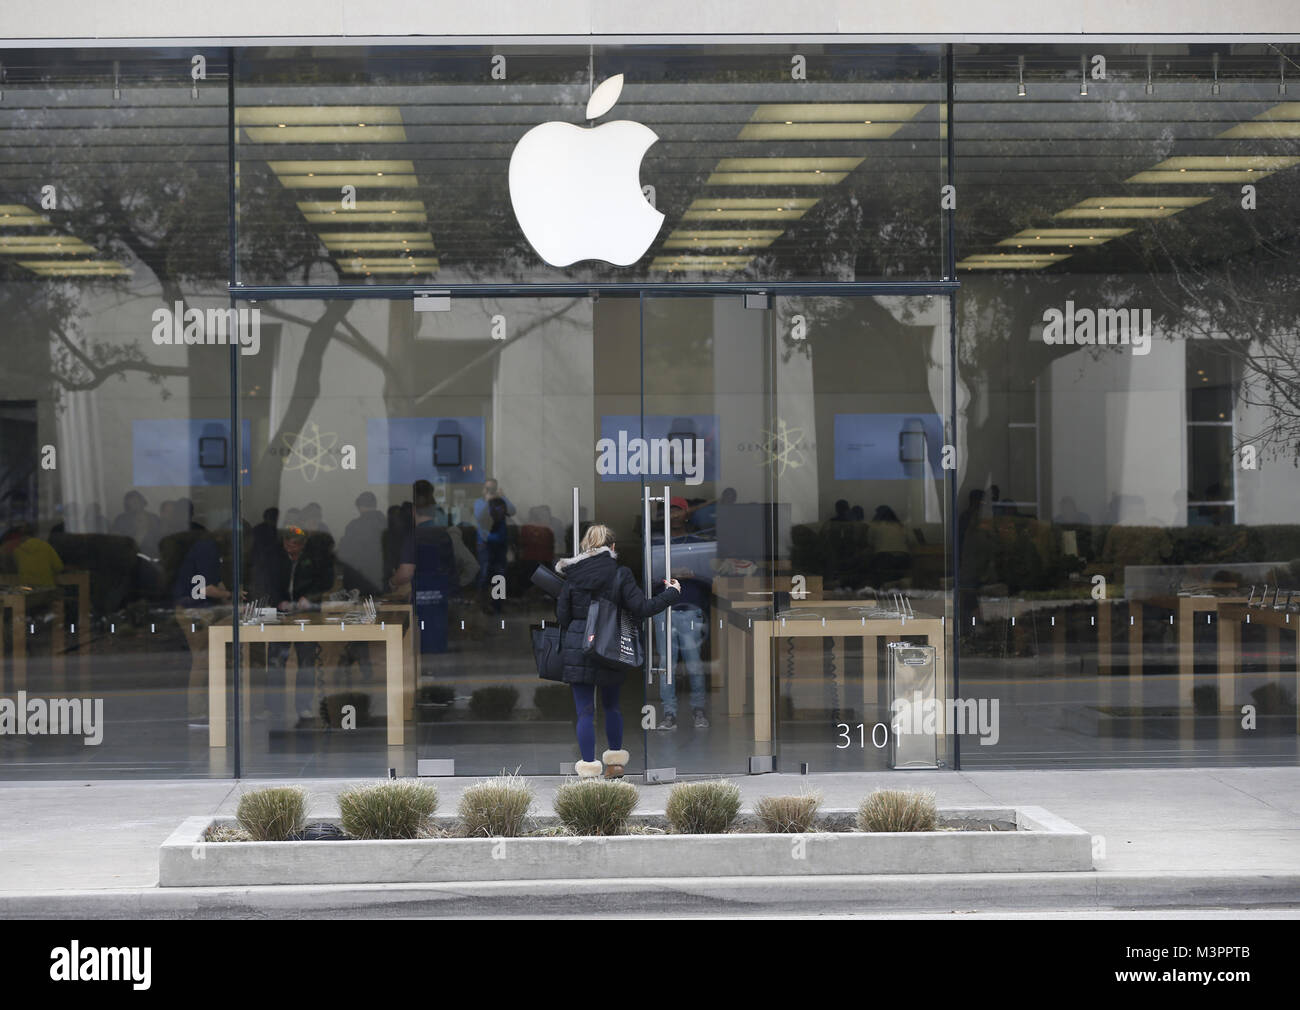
509 74 664 267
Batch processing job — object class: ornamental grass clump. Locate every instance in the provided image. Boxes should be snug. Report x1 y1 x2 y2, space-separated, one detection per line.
857 789 938 833
665 779 742 834
235 786 307 841
338 781 439 839
457 773 535 838
754 790 823 833
553 779 639 836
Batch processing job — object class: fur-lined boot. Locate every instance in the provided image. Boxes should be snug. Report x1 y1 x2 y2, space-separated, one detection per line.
602 749 629 779
575 759 604 779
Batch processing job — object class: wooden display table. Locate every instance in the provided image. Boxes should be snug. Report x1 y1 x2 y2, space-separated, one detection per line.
711 596 946 743
207 605 413 748
0 570 91 692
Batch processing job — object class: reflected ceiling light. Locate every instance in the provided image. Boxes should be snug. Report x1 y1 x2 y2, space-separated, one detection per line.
1080 54 1088 97
714 157 864 173
1055 208 1183 219
303 212 426 223
664 229 783 250
297 200 426 214
1127 155 1300 184
278 174 418 189
273 159 416 188
707 156 864 186
1218 102 1300 138
1017 55 1027 97
649 255 756 272
1150 156 1296 170
748 104 922 122
315 231 433 243
957 252 1069 271
1069 196 1207 207
321 238 436 252
1053 195 1209 219
19 259 131 276
0 205 52 228
112 59 120 101
682 197 817 221
338 256 438 275
1146 55 1155 95
740 104 922 140
238 106 404 124
1211 53 1221 96
996 227 1132 247
0 235 96 253
1281 54 1288 96
1008 227 1132 237
271 160 414 176
237 105 406 143
707 171 848 185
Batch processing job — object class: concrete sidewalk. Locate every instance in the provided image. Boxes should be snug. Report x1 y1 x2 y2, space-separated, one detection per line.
1 767 1298 916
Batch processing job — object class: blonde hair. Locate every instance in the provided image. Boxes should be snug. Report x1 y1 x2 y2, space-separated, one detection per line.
580 523 615 554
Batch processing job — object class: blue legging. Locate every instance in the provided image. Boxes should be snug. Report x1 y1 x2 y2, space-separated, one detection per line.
571 682 623 763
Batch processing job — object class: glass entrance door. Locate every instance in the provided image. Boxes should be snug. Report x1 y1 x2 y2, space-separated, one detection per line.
640 293 954 777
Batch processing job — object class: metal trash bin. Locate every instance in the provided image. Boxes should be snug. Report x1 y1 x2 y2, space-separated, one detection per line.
887 641 939 769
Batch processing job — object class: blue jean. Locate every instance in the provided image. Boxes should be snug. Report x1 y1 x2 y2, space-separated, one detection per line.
267 642 320 721
477 539 507 613
571 682 623 763
654 605 707 717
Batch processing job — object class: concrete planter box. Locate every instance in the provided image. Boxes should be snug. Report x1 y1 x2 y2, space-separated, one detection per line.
160 806 1092 886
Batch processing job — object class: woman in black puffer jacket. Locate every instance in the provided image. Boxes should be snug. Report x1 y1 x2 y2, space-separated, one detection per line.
555 523 680 779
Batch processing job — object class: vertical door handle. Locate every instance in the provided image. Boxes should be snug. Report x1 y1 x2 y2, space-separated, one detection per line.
663 485 673 686
643 484 654 685
572 486 580 557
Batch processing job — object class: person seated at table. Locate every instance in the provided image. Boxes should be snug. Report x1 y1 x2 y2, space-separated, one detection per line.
111 489 162 558
867 505 915 587
249 525 336 727
1 522 64 588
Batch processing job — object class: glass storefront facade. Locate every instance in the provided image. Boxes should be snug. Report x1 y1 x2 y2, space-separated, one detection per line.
0 41 1295 777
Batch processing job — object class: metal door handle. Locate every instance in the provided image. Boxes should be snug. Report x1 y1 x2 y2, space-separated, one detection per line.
643 485 654 685
663 485 673 686
572 486 580 557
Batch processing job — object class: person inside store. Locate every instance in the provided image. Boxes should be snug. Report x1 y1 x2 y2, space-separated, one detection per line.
474 476 515 614
828 499 853 522
171 529 233 728
111 489 162 557
338 491 387 597
249 525 335 727
867 504 915 587
654 497 712 731
555 523 679 779
390 480 478 654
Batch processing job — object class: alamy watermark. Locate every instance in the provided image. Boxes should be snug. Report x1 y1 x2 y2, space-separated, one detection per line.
0 691 104 745
892 692 1000 745
1042 301 1152 356
595 430 705 485
151 303 261 356
50 941 150 989
836 694 1000 750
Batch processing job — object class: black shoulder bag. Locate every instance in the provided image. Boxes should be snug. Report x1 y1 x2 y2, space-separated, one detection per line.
581 577 644 672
